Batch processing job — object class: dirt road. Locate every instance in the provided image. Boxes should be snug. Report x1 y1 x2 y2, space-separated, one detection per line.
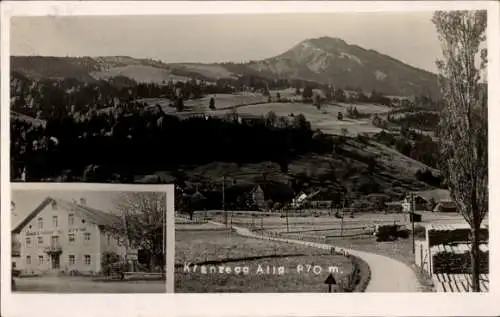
219 222 421 292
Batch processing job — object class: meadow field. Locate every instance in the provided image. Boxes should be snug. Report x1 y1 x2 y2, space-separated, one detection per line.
139 91 392 136
175 226 356 293
204 210 467 234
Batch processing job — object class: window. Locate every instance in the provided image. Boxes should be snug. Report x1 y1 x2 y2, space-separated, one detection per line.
69 255 75 265
51 236 60 247
84 232 91 241
37 236 43 246
37 217 43 229
26 256 31 265
68 214 74 226
68 234 75 244
84 255 91 265
26 237 31 248
38 255 43 265
52 216 58 228
51 201 57 210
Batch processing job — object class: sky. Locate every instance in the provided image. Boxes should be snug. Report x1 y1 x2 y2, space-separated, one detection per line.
11 190 123 228
10 12 443 73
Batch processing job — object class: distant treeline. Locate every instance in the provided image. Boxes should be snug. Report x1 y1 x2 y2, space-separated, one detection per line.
11 107 335 182
373 130 440 169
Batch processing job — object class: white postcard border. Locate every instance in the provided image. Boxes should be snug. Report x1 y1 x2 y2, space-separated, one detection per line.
1 1 499 317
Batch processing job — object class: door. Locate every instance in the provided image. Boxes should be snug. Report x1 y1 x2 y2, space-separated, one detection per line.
51 254 60 269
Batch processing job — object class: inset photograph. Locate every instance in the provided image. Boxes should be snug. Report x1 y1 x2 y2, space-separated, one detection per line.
9 10 489 294
10 183 171 293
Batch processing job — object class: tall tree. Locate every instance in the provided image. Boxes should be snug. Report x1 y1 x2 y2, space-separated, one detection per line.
432 10 488 292
112 192 167 271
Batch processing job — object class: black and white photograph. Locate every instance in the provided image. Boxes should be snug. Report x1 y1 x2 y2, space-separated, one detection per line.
7 10 490 294
2 2 498 315
10 183 171 293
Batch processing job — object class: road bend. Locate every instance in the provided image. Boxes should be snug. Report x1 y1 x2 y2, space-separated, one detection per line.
208 221 421 292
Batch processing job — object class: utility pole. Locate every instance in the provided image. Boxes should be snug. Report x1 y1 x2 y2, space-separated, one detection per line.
411 192 415 254
340 198 345 238
222 175 227 228
163 210 166 277
286 207 289 233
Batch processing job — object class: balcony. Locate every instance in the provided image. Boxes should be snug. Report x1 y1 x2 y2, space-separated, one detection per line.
44 244 62 255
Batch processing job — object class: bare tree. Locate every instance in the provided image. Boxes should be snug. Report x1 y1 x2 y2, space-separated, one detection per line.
112 192 166 272
432 10 487 292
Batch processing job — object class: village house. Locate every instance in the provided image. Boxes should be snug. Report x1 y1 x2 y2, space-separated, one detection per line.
412 189 457 212
12 197 133 275
224 181 294 211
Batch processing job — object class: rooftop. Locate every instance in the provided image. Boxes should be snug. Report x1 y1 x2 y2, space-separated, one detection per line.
12 196 122 233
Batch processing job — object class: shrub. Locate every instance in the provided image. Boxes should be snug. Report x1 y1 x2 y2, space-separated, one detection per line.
101 251 122 276
356 133 371 145
413 225 426 239
347 255 371 292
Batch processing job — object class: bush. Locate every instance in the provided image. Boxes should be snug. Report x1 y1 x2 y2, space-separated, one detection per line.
375 225 399 241
413 225 426 239
356 133 370 144
397 228 411 239
347 255 371 292
101 251 123 276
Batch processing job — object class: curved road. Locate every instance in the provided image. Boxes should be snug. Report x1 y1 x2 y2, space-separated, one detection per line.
212 221 421 292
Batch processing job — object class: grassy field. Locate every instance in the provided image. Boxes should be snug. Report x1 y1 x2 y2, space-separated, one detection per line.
91 65 191 84
139 92 267 114
175 229 355 293
206 211 467 234
140 92 391 137
233 101 386 136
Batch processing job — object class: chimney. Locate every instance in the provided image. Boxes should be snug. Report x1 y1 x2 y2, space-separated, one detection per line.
80 198 86 205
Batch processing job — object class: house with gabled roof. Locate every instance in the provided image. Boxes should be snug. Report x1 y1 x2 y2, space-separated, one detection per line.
12 196 132 275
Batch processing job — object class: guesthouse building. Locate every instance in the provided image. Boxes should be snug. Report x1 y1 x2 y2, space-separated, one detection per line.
12 197 132 275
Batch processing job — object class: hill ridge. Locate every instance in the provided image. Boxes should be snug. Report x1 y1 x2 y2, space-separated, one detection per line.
11 36 440 97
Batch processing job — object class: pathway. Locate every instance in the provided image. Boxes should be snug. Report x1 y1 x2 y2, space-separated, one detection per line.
210 221 421 292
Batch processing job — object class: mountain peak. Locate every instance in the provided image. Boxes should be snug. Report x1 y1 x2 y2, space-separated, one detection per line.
301 36 348 50
305 36 347 44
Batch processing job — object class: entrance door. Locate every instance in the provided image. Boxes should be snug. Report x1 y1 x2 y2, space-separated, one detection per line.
51 254 60 269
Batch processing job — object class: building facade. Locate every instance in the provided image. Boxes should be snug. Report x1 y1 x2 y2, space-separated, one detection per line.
12 197 130 275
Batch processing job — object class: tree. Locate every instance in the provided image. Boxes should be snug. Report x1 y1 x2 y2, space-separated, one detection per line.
209 97 216 110
302 86 313 101
176 97 184 112
334 88 346 102
314 94 322 110
112 192 166 272
432 10 487 292
276 92 281 101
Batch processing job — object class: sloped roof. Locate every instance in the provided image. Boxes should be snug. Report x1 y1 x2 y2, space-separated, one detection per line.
413 189 452 202
433 201 457 210
12 196 122 233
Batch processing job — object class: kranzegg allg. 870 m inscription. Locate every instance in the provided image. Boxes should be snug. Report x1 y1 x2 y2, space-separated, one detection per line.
183 263 342 275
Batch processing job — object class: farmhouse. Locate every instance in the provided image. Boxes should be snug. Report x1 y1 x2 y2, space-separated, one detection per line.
224 183 265 210
413 189 457 212
290 188 344 209
224 181 294 210
12 197 132 275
